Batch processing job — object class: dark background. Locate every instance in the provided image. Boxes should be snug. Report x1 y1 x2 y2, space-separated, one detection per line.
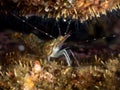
0 9 120 43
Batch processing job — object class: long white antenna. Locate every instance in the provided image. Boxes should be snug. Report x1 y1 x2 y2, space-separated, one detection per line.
11 13 55 39
84 34 119 43
64 19 72 35
56 19 62 36
11 13 120 43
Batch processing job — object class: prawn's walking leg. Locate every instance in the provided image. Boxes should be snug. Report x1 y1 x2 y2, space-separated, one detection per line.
69 49 80 66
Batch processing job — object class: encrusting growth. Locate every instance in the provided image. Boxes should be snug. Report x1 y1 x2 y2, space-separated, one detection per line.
0 0 120 90
0 0 120 21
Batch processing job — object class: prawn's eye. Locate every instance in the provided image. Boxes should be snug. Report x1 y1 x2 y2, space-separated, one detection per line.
46 45 52 50
43 41 55 56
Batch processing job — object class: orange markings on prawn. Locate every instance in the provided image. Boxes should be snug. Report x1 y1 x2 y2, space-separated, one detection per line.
43 33 70 57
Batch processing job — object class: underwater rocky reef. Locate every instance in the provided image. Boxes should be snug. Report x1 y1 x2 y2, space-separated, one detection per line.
0 0 120 90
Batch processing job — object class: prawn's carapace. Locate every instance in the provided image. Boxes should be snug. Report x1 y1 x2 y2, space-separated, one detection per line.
42 33 70 58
